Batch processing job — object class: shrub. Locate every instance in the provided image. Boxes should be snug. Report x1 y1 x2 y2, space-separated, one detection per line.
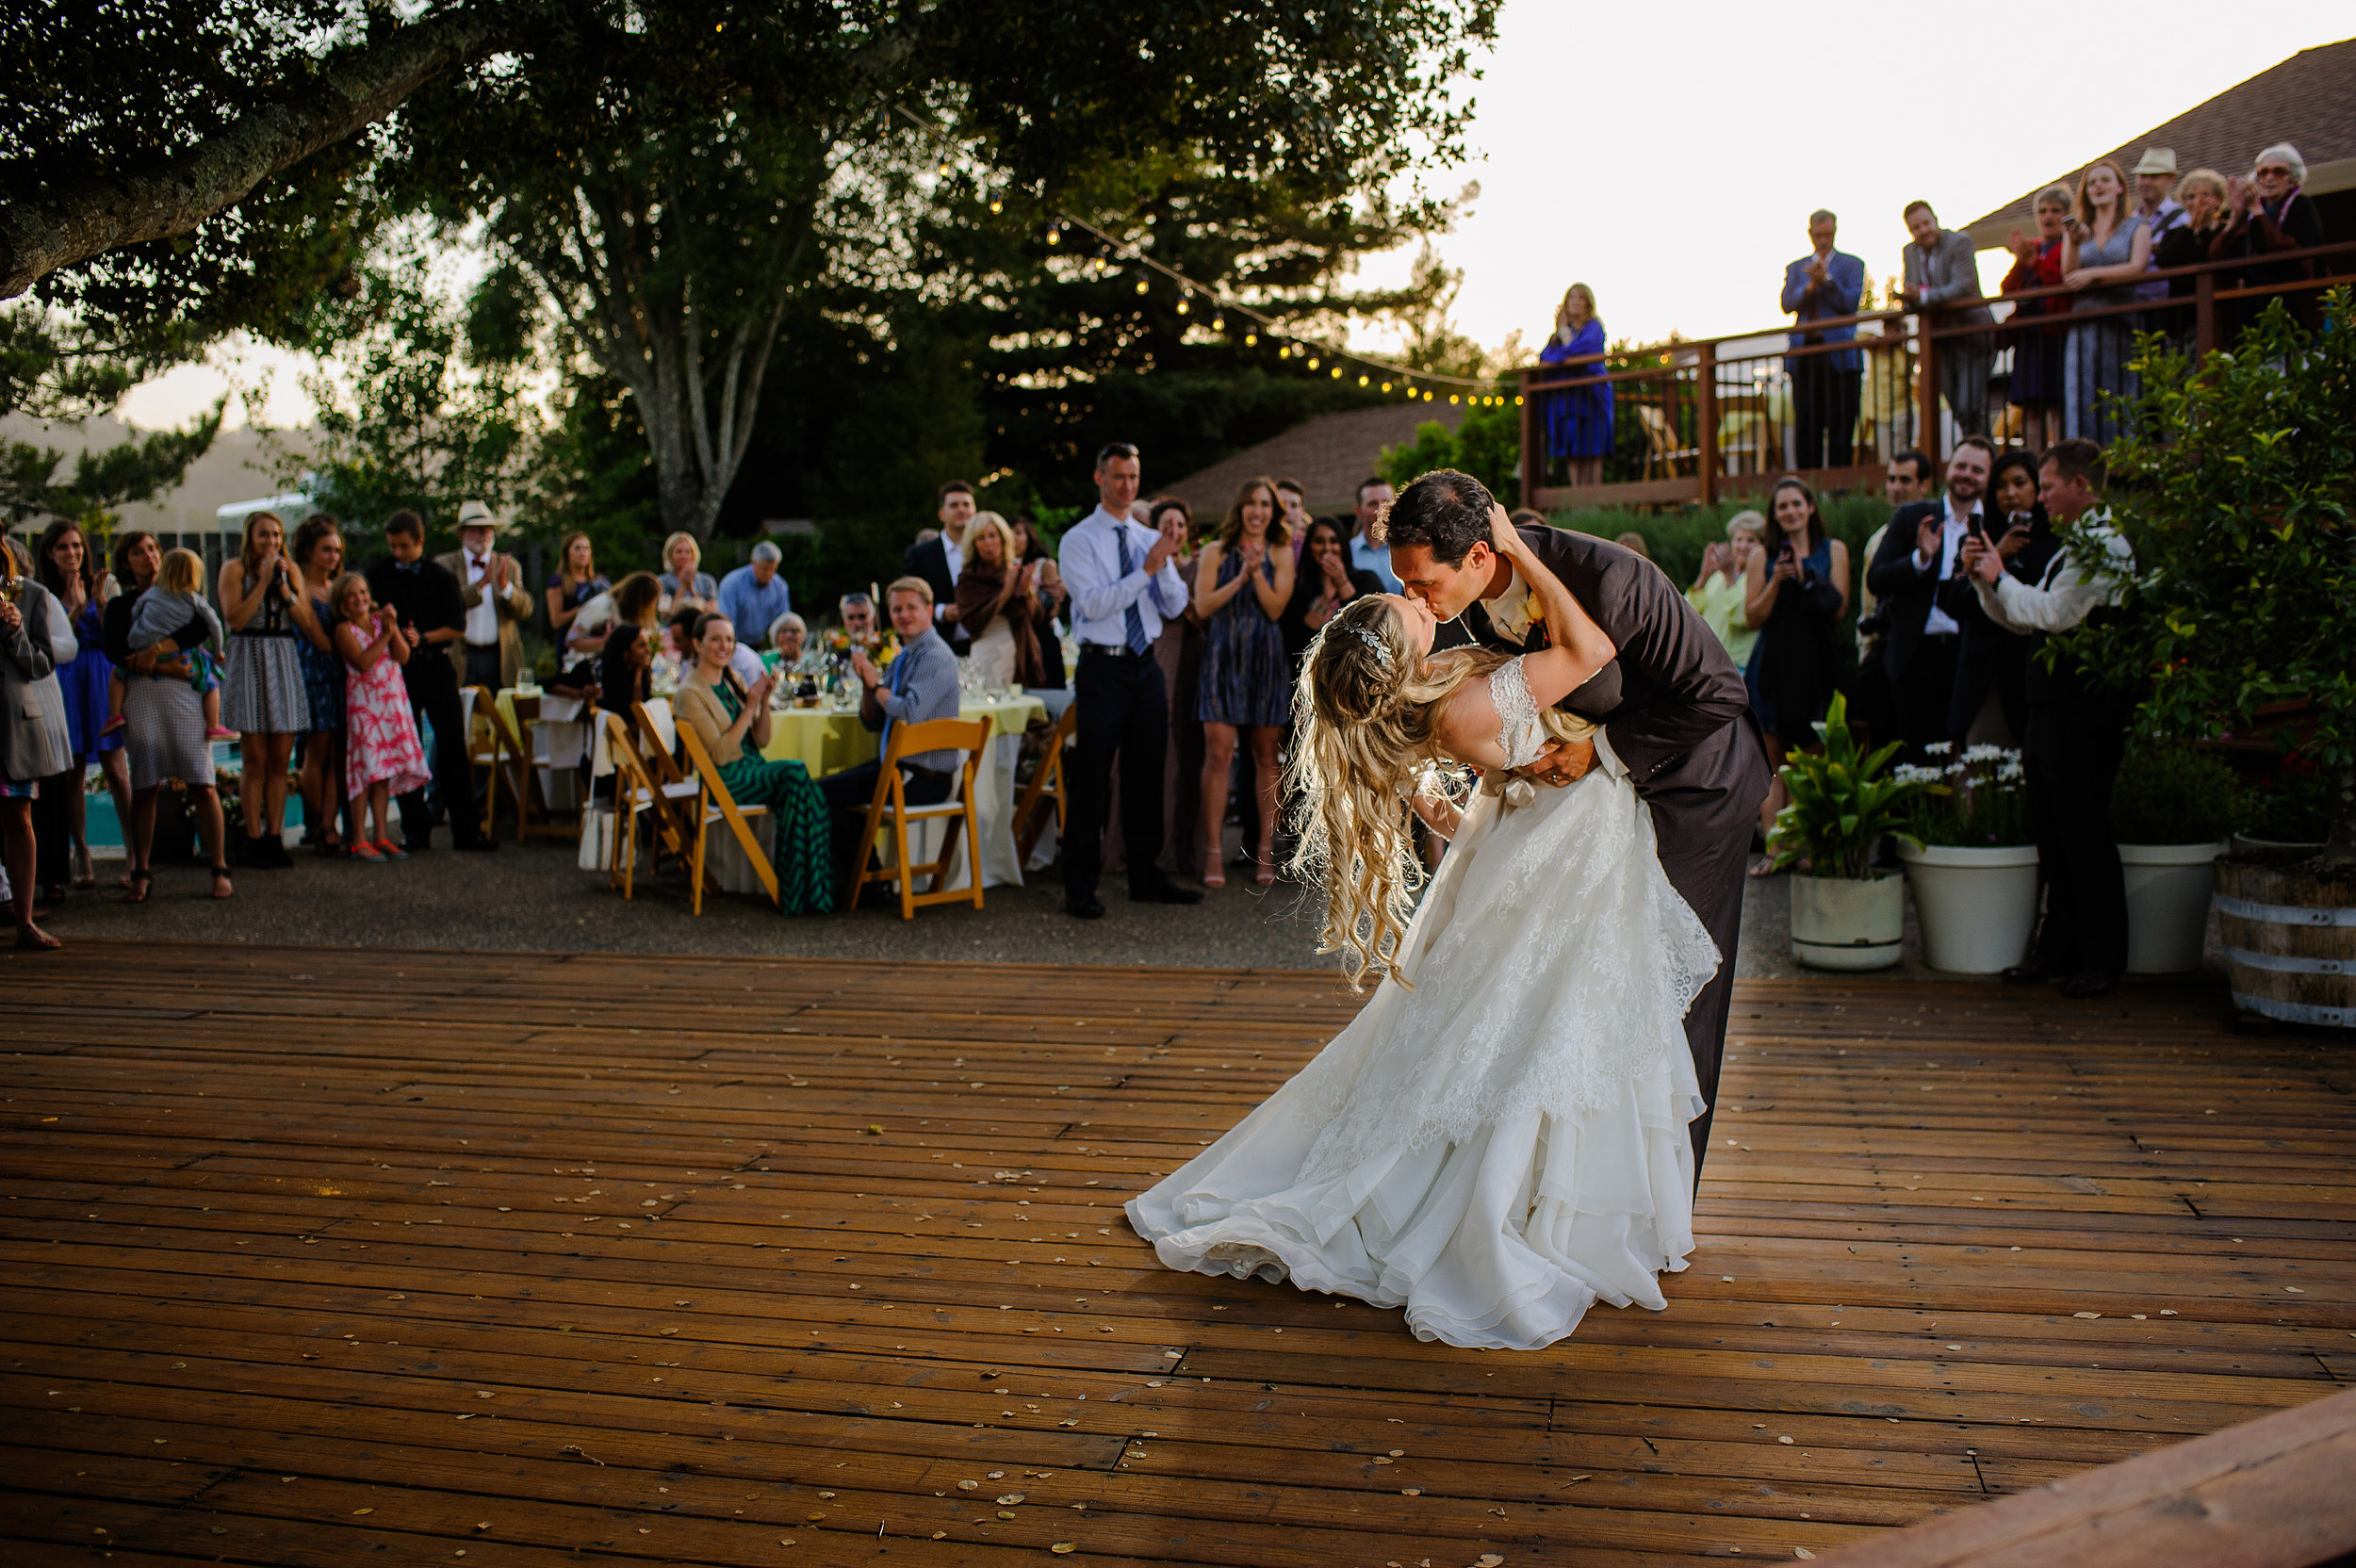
2109 744 2240 844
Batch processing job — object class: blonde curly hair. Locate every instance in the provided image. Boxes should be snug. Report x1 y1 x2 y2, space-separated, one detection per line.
1285 595 1514 990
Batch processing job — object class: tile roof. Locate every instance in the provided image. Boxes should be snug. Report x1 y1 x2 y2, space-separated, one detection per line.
1161 400 1467 519
1964 39 2356 247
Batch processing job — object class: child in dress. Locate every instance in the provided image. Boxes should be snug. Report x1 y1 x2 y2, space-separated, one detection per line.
100 547 232 741
331 572 431 862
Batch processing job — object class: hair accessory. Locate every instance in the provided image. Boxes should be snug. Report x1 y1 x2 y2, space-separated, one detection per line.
1346 621 1391 671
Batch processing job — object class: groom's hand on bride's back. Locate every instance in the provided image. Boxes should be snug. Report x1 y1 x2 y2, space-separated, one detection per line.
1516 737 1595 788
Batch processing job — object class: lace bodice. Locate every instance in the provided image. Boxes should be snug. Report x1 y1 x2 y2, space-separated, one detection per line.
1489 657 1547 771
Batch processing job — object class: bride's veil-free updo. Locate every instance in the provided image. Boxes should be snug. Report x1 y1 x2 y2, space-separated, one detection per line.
1286 592 1511 991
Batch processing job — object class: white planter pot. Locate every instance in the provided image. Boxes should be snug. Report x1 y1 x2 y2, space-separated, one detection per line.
1790 873 1904 971
1898 842 2040 974
2119 842 2225 973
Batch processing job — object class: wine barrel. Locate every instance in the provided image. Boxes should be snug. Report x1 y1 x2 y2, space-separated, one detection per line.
2215 856 2355 1028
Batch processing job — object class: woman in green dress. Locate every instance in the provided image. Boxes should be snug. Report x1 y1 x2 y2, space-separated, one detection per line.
670 612 834 914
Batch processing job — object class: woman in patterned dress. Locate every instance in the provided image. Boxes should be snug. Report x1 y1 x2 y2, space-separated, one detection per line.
33 519 130 892
1193 478 1295 886
104 532 231 904
290 516 351 856
332 573 431 862
217 510 323 868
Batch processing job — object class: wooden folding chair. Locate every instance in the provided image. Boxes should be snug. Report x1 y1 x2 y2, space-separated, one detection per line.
847 717 992 921
600 710 697 900
464 685 515 840
672 720 778 914
1014 701 1078 864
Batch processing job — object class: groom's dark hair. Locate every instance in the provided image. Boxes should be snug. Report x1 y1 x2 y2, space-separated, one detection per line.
1380 468 1495 565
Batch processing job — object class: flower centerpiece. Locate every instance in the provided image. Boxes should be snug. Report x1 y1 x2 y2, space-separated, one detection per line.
1894 743 2039 974
1763 693 1935 970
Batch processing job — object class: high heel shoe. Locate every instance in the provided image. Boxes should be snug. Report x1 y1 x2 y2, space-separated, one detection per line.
1202 848 1225 890
1253 844 1277 886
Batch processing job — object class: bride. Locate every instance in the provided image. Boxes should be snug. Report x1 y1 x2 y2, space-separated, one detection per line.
1126 500 1718 1350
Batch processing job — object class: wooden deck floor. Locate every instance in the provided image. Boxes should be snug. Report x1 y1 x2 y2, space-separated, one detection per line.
1 940 2350 1567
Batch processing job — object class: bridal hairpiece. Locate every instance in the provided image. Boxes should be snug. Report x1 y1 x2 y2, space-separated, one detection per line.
1345 621 1391 670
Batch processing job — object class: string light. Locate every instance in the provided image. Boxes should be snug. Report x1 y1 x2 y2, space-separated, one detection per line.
1175 299 1188 315
1134 278 1149 294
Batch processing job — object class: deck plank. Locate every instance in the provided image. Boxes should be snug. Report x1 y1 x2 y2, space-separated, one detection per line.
2 939 2351 1564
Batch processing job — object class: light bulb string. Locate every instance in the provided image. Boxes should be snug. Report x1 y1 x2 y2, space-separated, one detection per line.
887 103 1504 396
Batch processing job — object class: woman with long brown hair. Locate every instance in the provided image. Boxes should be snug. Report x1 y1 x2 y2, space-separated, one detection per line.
1129 482 1716 1351
217 510 323 868
1741 475 1848 845
2059 158 2151 443
1191 476 1295 886
101 531 231 903
290 514 352 856
33 518 129 893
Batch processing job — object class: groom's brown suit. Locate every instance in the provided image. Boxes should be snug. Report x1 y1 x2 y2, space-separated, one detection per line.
1460 523 1770 1176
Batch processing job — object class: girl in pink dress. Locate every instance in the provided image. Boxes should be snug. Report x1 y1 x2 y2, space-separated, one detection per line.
332 573 431 861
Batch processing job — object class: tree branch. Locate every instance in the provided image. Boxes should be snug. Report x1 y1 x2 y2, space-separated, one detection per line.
0 0 561 301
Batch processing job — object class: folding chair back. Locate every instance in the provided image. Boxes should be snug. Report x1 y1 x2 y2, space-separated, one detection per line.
849 717 992 920
673 720 779 914
1014 701 1078 864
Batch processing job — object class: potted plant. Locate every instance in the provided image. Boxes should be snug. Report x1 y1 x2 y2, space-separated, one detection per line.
2110 744 2238 973
1764 693 1933 970
2053 291 2355 1026
1895 743 2037 973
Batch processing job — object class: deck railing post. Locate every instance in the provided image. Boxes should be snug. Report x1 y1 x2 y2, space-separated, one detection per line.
2195 270 2217 359
1915 307 1941 467
1695 342 1718 507
1518 368 1535 508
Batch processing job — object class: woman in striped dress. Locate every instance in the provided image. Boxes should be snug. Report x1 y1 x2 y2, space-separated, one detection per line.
217 511 322 869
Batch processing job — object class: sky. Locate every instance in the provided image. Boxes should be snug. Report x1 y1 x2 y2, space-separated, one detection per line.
117 1 2351 432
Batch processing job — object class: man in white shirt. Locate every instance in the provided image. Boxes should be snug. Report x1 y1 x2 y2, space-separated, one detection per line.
1963 437 2135 998
1348 477 1402 593
1055 441 1202 920
434 499 534 691
1862 436 1991 760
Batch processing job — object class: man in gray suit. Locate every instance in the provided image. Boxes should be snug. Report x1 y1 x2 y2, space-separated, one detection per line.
1902 201 1994 437
1384 470 1771 1179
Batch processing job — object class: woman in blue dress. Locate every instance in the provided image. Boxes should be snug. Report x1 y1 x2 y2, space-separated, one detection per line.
32 520 130 892
1193 477 1295 887
1743 476 1850 856
1538 283 1614 487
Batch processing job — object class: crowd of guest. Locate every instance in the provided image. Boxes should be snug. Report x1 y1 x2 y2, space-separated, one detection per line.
1534 140 2333 484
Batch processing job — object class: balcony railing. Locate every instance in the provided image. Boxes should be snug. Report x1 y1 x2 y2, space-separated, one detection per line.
1515 237 2356 510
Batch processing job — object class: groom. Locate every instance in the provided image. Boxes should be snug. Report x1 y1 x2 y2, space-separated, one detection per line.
1385 471 1769 1177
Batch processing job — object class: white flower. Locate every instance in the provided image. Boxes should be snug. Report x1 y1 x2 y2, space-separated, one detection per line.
1962 743 2011 763
1922 742 1955 758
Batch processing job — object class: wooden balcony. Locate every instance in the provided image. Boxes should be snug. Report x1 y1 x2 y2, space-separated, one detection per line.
1519 239 2356 511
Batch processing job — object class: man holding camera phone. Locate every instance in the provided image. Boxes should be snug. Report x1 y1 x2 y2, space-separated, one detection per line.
1864 435 1994 760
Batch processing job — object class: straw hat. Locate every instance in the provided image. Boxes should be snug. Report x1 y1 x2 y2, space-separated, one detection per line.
454 499 513 533
2129 147 2178 177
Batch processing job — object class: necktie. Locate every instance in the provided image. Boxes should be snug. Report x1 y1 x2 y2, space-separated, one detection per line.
1115 527 1152 655
393 562 422 575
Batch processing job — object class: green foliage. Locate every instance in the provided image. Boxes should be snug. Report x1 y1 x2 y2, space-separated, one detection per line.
3 404 224 531
275 268 535 557
1376 397 1521 507
2054 289 2356 855
1898 744 2031 848
2109 744 2241 845
1765 692 1929 879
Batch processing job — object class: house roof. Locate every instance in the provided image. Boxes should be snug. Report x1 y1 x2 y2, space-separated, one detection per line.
1161 400 1466 520
1963 39 2356 249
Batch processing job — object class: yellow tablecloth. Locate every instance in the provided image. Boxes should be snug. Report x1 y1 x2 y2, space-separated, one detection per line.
760 694 1045 770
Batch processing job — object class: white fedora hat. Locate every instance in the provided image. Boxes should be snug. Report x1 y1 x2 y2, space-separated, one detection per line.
454 498 513 532
2130 146 2178 177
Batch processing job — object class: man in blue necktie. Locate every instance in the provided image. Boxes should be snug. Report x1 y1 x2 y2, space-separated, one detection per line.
1055 442 1203 919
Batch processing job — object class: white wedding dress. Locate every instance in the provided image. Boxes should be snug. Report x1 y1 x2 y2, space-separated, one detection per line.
1127 657 1719 1349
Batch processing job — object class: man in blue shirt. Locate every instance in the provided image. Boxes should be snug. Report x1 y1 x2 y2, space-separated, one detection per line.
1780 209 1867 469
817 577 961 896
717 542 793 647
1348 477 1402 593
1055 441 1203 919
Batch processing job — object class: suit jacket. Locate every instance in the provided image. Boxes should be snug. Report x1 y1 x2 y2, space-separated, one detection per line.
0 580 74 782
1904 229 1993 324
435 548 535 688
902 535 969 656
1781 249 1866 371
1865 502 1960 679
1462 524 1768 864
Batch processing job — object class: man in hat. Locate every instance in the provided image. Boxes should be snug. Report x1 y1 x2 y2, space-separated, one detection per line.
2130 148 2185 304
436 500 535 691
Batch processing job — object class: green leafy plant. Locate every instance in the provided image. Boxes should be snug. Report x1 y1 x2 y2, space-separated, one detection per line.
1765 692 1933 879
1377 395 1522 507
1896 743 2030 848
2110 744 2240 845
2053 288 2356 865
